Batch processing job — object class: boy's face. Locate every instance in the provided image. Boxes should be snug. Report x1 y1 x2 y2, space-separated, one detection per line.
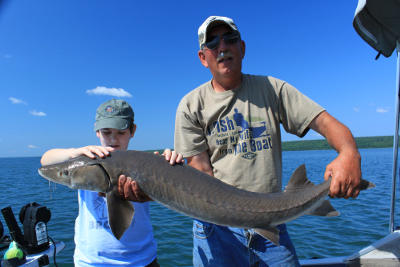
96 126 135 151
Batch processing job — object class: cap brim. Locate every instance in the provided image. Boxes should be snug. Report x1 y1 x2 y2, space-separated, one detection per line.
94 118 130 131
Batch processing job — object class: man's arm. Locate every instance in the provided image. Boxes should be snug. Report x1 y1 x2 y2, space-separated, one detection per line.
186 150 214 176
309 111 362 199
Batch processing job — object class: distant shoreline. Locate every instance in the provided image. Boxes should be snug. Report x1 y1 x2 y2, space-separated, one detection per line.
151 136 395 153
0 136 395 158
281 135 393 151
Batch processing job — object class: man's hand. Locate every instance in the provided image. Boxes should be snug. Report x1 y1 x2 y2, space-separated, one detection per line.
154 148 184 165
324 150 361 199
309 111 362 199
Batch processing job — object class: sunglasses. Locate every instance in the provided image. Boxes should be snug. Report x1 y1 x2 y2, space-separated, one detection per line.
203 32 240 50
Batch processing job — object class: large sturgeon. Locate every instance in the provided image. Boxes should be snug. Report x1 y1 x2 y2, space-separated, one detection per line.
38 150 374 244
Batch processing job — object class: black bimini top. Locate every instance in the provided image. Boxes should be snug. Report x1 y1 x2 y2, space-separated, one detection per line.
353 0 400 58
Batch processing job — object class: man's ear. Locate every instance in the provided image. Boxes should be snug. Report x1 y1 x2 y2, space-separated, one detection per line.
198 50 209 68
96 130 100 138
131 124 137 138
240 40 246 59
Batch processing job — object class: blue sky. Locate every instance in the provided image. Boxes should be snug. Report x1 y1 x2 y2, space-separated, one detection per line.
0 0 397 157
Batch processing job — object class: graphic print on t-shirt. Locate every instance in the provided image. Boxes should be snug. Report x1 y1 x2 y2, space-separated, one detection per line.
88 196 110 230
207 109 273 160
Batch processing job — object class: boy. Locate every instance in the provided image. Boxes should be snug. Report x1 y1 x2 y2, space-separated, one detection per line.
41 99 182 266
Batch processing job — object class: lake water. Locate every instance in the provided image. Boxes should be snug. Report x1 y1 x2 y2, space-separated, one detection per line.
0 148 397 266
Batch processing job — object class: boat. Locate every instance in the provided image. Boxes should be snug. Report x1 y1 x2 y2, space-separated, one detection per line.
0 204 65 267
22 241 65 267
300 0 400 266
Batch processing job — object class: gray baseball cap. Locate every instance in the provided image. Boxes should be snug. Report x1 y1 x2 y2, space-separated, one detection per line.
94 99 134 131
198 16 239 49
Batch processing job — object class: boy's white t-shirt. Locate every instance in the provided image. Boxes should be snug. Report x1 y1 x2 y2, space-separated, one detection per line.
74 190 157 266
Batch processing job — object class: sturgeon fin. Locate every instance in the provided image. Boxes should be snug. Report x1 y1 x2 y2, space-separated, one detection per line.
284 164 315 193
306 200 339 217
285 165 375 192
106 190 134 240
285 165 339 217
255 227 280 246
359 179 375 190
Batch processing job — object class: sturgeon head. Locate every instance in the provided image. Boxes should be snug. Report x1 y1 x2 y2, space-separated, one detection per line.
38 155 134 240
38 156 111 191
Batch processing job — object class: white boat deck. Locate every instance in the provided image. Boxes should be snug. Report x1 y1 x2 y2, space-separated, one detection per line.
300 230 400 266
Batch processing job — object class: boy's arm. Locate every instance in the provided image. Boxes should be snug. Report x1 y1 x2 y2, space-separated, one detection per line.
40 146 114 166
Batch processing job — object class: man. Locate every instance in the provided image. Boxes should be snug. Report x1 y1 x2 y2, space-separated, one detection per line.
41 99 182 266
174 16 362 266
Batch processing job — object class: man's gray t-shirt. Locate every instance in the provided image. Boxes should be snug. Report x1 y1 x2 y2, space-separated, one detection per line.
175 74 324 193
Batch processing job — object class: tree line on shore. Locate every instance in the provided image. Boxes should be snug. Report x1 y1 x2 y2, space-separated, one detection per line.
282 136 394 151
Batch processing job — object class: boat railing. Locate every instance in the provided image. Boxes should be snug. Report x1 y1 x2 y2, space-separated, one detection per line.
390 41 400 233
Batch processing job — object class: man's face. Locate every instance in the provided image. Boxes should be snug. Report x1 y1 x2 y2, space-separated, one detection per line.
198 25 245 81
96 126 135 151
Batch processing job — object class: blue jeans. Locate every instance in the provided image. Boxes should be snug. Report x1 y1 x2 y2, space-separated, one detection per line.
193 220 300 267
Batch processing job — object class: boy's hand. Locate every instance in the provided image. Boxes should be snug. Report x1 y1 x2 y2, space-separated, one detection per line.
72 145 114 159
118 175 152 202
77 146 113 199
154 148 184 165
41 146 115 167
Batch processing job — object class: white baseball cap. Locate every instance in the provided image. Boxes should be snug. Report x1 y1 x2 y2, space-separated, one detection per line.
198 16 239 49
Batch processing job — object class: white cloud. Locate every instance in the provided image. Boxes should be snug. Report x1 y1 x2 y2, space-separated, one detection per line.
353 107 360 112
376 108 389 113
86 86 132 98
0 53 12 59
28 145 37 149
9 97 27 105
30 110 47 116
